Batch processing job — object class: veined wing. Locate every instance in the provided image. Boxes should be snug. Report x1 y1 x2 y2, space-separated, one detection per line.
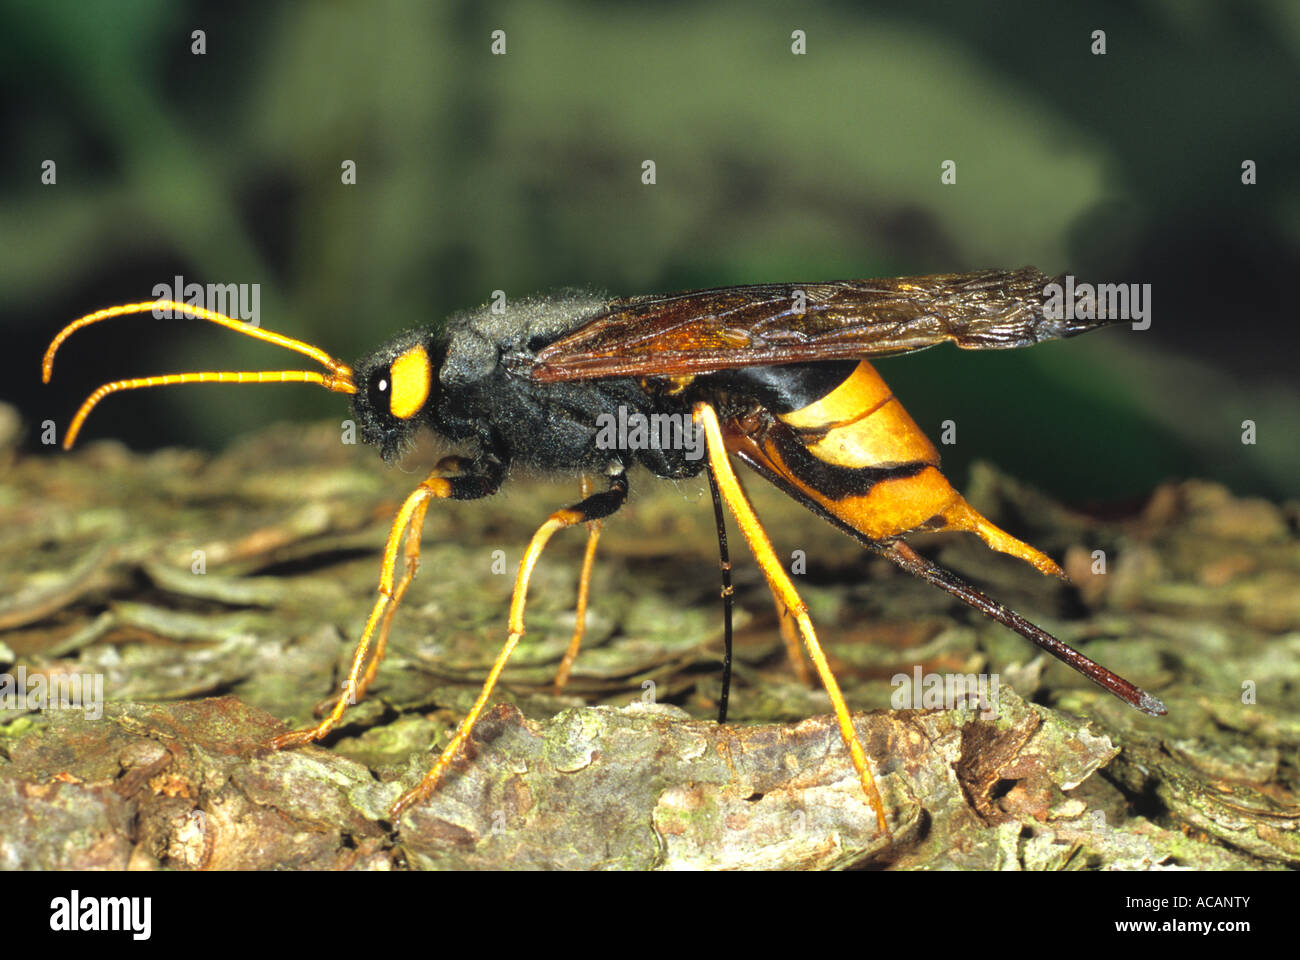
529 267 1100 382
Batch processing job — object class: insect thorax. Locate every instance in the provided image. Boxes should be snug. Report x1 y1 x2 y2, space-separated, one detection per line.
433 293 703 479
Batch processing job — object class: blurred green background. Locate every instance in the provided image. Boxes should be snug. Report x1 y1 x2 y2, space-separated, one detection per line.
3 0 1297 502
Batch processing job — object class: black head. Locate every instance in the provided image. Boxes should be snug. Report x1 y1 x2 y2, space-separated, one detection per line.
352 329 441 463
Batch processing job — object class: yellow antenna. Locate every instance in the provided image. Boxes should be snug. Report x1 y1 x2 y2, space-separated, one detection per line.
44 300 357 450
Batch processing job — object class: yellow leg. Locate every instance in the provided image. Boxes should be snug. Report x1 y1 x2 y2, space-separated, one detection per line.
355 458 470 700
695 402 889 835
553 476 601 693
554 516 602 693
774 596 813 686
271 473 452 750
355 499 429 699
391 477 626 821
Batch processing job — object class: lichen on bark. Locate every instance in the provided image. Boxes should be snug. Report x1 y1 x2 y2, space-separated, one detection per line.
1 408 1296 869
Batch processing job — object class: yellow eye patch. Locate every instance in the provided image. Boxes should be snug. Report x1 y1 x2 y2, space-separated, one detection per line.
388 344 431 419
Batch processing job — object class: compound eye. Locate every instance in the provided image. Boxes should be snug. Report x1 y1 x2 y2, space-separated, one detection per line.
387 344 431 420
367 370 390 416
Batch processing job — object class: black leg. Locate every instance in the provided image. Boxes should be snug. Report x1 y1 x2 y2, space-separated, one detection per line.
706 461 734 724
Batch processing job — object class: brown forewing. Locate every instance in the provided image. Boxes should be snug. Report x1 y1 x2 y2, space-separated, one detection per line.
529 267 1104 382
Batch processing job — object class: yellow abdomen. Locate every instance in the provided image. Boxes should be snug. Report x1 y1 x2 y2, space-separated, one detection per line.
758 360 1063 578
